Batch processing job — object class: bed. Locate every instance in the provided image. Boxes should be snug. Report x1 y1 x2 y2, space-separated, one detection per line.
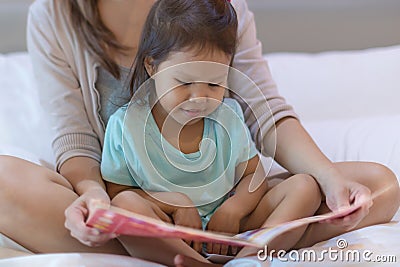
1 45 399 267
0 0 399 266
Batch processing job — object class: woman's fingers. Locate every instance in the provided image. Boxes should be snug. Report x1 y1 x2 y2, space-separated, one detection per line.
64 192 117 247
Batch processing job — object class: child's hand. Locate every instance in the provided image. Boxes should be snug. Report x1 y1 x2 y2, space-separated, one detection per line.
206 206 242 256
160 192 203 253
172 205 203 253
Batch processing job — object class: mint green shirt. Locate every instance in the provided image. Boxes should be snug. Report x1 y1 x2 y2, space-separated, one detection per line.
101 98 258 222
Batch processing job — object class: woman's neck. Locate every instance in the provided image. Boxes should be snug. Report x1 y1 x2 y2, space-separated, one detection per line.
98 0 155 67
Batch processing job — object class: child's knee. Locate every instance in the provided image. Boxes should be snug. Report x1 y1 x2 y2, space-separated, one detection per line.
289 174 321 203
111 190 148 212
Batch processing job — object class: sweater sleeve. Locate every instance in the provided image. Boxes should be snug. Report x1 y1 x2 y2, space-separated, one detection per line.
27 0 101 171
230 0 298 156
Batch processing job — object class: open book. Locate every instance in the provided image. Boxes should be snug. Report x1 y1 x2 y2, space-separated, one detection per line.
86 187 388 249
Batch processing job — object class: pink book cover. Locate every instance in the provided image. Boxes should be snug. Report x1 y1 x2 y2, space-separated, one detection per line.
86 201 257 247
86 187 388 248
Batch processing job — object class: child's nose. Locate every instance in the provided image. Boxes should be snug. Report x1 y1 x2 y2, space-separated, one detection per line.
188 83 208 102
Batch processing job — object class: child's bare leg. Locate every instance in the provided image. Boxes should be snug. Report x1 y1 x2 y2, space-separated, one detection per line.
237 174 321 257
171 174 321 267
294 161 400 248
0 156 126 254
111 191 210 266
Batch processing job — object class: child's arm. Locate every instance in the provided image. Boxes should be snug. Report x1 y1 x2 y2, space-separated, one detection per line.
220 155 268 218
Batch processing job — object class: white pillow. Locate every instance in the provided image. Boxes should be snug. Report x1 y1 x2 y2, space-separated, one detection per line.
265 45 400 123
265 45 400 187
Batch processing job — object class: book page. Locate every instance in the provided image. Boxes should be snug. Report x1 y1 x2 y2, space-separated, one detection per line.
86 186 390 248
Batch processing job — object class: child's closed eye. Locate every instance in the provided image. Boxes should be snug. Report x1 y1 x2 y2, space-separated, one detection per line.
208 83 220 87
175 78 221 87
175 79 192 86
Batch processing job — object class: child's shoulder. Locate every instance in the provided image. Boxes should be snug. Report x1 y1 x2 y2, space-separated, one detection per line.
210 98 244 125
110 103 129 118
111 99 149 117
222 97 241 110
107 100 150 128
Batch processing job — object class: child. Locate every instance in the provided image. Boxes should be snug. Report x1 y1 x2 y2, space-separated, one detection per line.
101 0 321 265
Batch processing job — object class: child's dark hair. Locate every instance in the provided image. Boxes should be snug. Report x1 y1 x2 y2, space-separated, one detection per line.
129 0 238 96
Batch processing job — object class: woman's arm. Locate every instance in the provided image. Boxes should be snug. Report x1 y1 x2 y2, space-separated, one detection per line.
230 1 351 190
230 0 372 228
60 157 106 195
61 157 118 247
230 0 298 156
263 118 333 185
265 118 344 205
263 117 373 232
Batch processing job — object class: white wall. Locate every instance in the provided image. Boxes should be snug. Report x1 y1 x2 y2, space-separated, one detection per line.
0 0 32 53
246 0 400 53
0 0 399 53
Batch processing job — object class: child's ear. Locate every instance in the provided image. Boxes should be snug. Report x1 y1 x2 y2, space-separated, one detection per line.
144 56 155 76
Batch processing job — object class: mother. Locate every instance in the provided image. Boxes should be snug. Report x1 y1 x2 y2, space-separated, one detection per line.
0 0 398 266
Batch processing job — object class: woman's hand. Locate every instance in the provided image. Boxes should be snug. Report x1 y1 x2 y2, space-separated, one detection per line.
265 119 374 230
206 205 242 256
318 167 373 230
64 187 118 247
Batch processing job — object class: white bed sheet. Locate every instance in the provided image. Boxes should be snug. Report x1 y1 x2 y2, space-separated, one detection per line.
0 47 399 266
0 253 165 267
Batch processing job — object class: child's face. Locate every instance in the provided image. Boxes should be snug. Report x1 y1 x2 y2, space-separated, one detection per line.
148 48 231 126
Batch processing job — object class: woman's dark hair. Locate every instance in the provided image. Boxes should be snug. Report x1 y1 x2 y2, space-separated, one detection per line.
130 0 238 97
